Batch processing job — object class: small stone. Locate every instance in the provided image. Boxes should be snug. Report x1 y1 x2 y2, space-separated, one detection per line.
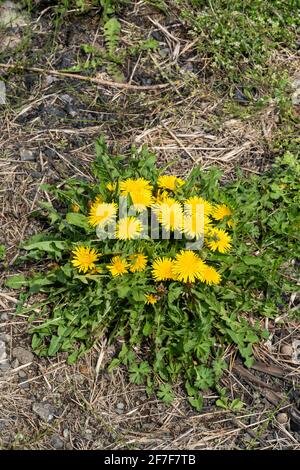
0 313 9 321
277 413 288 425
281 344 293 356
45 75 59 86
116 402 125 410
160 47 169 58
181 62 194 73
0 1 29 28
11 358 19 368
12 347 34 364
0 361 11 371
44 148 57 159
0 340 7 363
0 333 10 342
151 31 163 42
32 402 55 422
50 434 64 450
20 148 35 162
19 382 30 389
18 370 27 378
291 78 300 90
63 429 69 439
292 89 300 105
30 171 42 179
60 94 73 104
65 103 77 118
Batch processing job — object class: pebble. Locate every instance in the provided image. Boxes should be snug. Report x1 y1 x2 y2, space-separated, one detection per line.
0 340 7 363
32 402 55 422
291 78 300 90
30 171 42 179
276 412 288 425
116 402 125 410
19 382 30 389
20 148 36 162
60 94 73 104
281 344 293 356
11 358 19 368
151 31 163 42
0 361 11 371
12 347 34 364
44 148 57 159
0 1 29 28
18 370 27 378
181 62 194 73
45 75 59 86
160 47 169 58
50 434 64 450
292 89 300 105
0 333 10 343
63 428 69 439
0 313 9 321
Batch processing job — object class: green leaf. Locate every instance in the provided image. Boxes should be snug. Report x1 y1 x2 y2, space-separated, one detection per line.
194 365 214 390
66 213 90 231
48 335 61 356
5 274 27 289
23 240 67 254
188 395 203 411
157 384 175 404
143 321 153 336
129 361 150 385
0 244 6 261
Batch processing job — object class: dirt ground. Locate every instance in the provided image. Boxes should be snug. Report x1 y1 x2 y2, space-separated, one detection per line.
0 1 300 450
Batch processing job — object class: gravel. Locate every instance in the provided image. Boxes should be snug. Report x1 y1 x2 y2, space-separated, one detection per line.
50 434 64 450
32 402 55 422
12 347 34 364
20 148 36 162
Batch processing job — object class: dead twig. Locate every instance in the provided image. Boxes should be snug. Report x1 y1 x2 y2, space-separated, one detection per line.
0 63 169 91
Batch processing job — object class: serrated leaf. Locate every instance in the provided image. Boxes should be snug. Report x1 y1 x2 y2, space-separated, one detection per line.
66 213 89 231
5 274 27 289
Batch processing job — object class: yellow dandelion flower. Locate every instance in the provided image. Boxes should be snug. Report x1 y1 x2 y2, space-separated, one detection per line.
152 257 176 281
130 189 153 212
106 256 129 276
227 219 234 228
120 178 153 212
201 265 221 285
173 250 207 283
116 216 142 240
89 267 102 274
157 175 185 191
71 246 100 273
71 203 80 213
185 196 213 217
88 201 117 227
183 212 212 239
212 204 232 221
206 228 232 253
145 293 158 305
106 182 117 191
129 253 148 273
153 198 183 232
154 189 169 203
120 178 152 194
